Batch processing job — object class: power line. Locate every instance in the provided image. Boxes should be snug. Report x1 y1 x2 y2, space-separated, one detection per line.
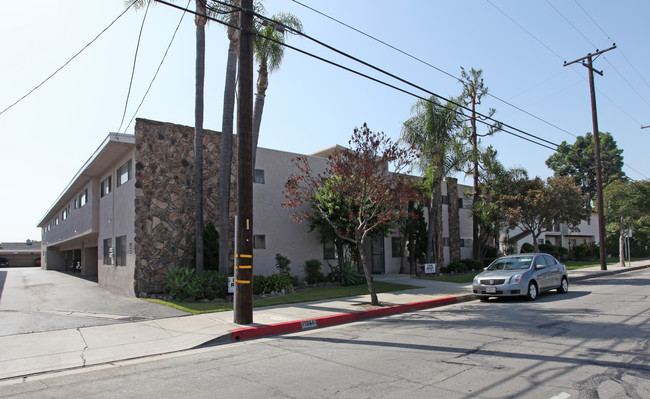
123 0 190 134
0 1 138 117
291 0 578 140
162 0 559 151
246 7 561 150
118 0 151 133
547 0 650 108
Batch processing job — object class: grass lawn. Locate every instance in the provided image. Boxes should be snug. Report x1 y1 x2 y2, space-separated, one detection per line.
564 257 645 269
145 281 419 315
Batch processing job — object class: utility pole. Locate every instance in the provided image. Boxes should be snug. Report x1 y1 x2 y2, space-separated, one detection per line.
235 0 254 324
564 44 616 271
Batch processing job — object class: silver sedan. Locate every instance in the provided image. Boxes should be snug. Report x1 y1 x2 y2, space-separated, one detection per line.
472 253 569 301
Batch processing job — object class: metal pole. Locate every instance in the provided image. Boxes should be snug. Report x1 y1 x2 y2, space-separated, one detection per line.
235 0 254 325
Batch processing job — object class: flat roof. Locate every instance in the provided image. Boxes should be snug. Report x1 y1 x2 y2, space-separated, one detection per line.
37 133 135 227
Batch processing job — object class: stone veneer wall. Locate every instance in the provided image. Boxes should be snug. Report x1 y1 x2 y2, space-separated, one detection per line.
133 119 237 296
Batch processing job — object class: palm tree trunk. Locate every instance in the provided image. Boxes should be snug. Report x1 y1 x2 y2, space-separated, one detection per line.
218 25 239 275
252 63 268 168
194 1 206 274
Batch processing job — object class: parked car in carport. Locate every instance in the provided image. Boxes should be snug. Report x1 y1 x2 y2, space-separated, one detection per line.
0 257 8 267
472 253 569 301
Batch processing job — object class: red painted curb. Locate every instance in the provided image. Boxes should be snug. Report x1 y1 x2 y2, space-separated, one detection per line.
229 295 460 342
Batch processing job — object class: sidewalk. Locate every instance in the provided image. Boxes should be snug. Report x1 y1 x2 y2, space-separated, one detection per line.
1 260 648 382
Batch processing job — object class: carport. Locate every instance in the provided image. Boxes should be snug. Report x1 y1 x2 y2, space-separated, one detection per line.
0 240 41 267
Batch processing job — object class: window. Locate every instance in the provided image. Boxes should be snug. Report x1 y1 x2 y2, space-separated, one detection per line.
323 241 336 260
74 197 79 209
47 223 51 232
103 238 113 265
117 159 132 187
460 238 473 248
543 255 557 266
442 237 450 247
115 235 127 266
62 208 68 221
79 189 88 207
55 215 59 226
101 175 112 197
442 195 449 205
253 235 266 249
254 169 265 184
460 198 473 209
391 237 405 258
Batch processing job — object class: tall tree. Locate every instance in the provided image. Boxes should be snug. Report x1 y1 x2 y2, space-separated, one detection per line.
546 132 625 206
211 0 242 275
603 179 650 266
472 146 527 256
457 67 501 260
130 0 207 273
252 12 302 165
283 124 419 305
500 176 589 253
400 97 466 270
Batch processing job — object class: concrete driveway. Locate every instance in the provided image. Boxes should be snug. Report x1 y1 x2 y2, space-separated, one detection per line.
0 267 188 337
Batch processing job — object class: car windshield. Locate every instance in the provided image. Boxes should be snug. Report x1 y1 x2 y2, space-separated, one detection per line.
487 257 533 271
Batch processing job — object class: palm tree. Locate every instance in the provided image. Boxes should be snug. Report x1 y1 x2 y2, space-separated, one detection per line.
212 1 241 275
401 97 466 270
251 12 302 164
130 0 206 274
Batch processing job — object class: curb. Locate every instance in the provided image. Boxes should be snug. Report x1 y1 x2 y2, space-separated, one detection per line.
570 264 649 282
229 294 477 342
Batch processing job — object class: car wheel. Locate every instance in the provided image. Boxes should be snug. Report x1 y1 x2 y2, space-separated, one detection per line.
527 282 538 301
557 276 569 294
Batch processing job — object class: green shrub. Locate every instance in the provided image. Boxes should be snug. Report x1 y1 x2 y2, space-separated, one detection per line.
303 259 326 284
538 244 569 260
253 273 294 295
571 242 599 261
461 258 484 272
521 243 535 253
199 270 229 300
253 275 267 295
443 261 468 274
328 260 364 286
164 267 229 300
275 253 292 277
164 267 198 299
483 257 496 268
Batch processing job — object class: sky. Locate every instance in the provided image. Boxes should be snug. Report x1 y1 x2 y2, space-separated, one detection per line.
1 0 649 242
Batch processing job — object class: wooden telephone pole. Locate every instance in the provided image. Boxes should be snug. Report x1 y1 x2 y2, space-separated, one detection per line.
564 44 616 271
235 0 254 324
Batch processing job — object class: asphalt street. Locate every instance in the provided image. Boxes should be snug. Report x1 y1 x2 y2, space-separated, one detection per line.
2 269 648 398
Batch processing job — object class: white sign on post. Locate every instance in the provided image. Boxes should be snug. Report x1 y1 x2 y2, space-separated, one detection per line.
228 277 235 294
424 263 436 274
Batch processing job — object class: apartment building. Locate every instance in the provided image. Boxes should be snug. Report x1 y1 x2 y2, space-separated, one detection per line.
37 119 477 297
